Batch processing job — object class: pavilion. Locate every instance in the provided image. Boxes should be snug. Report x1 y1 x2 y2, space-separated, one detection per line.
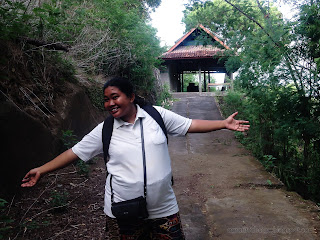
160 24 233 93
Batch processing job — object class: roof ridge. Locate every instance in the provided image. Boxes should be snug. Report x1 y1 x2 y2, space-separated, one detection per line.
198 24 230 50
166 24 229 54
167 27 196 53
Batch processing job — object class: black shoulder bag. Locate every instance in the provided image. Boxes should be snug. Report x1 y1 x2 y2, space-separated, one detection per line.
110 118 149 221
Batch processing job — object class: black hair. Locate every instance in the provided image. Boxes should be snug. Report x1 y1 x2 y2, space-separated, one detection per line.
103 77 147 106
103 77 133 98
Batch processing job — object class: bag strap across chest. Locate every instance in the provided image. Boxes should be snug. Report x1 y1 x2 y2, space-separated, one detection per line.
102 105 168 165
110 118 147 202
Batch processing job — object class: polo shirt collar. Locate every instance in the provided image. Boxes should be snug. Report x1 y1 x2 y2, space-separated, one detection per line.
113 104 146 129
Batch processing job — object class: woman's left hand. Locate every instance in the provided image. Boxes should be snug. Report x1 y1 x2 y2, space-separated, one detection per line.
225 112 250 132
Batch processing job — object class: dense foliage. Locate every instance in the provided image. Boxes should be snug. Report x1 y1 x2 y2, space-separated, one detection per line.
1 2 164 237
0 0 164 100
184 0 320 203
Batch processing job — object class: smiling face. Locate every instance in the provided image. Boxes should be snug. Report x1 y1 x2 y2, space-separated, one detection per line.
104 86 137 123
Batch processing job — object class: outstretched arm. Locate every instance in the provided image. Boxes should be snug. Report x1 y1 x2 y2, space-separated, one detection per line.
188 112 250 133
21 149 78 187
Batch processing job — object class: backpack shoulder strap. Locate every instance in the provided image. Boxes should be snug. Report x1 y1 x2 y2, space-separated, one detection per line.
102 106 172 183
142 105 168 143
102 105 168 165
102 115 114 167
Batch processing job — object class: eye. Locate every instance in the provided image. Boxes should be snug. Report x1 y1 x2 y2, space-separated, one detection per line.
104 98 109 102
112 96 119 100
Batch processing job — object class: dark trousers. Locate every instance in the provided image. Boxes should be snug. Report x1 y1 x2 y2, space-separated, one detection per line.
106 212 185 240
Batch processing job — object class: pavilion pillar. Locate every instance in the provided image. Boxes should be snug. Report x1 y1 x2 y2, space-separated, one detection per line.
203 71 206 92
181 72 184 92
227 72 234 90
198 67 202 93
177 73 181 92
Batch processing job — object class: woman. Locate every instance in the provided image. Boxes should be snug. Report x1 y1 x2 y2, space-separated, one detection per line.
22 77 250 239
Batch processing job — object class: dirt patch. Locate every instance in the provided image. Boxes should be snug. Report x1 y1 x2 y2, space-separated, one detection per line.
3 157 107 240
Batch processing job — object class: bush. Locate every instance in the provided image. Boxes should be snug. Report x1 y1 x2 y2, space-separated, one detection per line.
0 198 13 239
156 84 173 109
61 130 77 150
219 90 320 203
86 86 104 111
49 190 69 212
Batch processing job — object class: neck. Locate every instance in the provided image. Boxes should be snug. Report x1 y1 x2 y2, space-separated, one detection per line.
121 104 137 123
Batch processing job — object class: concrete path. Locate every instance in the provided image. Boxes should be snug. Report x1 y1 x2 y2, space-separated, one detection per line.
169 93 319 240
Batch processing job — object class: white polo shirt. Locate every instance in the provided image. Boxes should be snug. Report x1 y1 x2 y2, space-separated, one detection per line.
72 105 192 219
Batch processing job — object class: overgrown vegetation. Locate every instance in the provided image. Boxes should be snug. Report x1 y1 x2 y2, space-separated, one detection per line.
0 40 76 122
61 129 90 177
156 84 173 109
86 86 105 111
0 0 166 122
49 190 69 212
61 130 77 150
0 0 168 238
189 0 320 202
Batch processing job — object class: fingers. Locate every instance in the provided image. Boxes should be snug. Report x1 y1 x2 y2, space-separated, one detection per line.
21 177 30 183
21 181 34 187
22 172 30 181
21 175 38 187
21 178 33 187
239 120 249 124
232 112 238 116
229 112 238 119
21 170 40 187
236 124 250 132
239 127 250 132
231 114 250 132
230 113 249 124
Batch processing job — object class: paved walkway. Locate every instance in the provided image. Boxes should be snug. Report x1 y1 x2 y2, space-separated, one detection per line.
169 93 319 240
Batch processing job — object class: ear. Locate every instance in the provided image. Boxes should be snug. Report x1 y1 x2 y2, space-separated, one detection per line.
130 93 135 103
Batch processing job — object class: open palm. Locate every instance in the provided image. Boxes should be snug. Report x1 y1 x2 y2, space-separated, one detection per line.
225 112 250 132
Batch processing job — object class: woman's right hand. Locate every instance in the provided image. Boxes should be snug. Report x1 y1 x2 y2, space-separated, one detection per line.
21 168 42 187
20 149 79 188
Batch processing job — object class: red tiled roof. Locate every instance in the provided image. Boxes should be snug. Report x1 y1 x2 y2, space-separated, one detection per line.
161 24 229 60
161 45 225 60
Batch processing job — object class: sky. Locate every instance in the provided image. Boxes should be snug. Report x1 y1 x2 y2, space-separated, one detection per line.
149 0 296 48
149 0 189 47
149 0 296 84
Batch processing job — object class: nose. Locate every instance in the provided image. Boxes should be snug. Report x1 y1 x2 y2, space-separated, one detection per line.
105 99 115 108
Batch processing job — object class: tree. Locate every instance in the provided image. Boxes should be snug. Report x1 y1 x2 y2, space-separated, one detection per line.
183 0 286 74
183 0 320 201
0 0 165 97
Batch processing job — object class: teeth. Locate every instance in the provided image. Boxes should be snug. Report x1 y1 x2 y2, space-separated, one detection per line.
110 107 118 113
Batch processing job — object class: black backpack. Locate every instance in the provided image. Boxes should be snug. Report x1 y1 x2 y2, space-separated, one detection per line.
102 104 168 165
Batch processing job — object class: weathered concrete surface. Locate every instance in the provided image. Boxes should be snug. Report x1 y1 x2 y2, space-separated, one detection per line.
169 92 319 240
